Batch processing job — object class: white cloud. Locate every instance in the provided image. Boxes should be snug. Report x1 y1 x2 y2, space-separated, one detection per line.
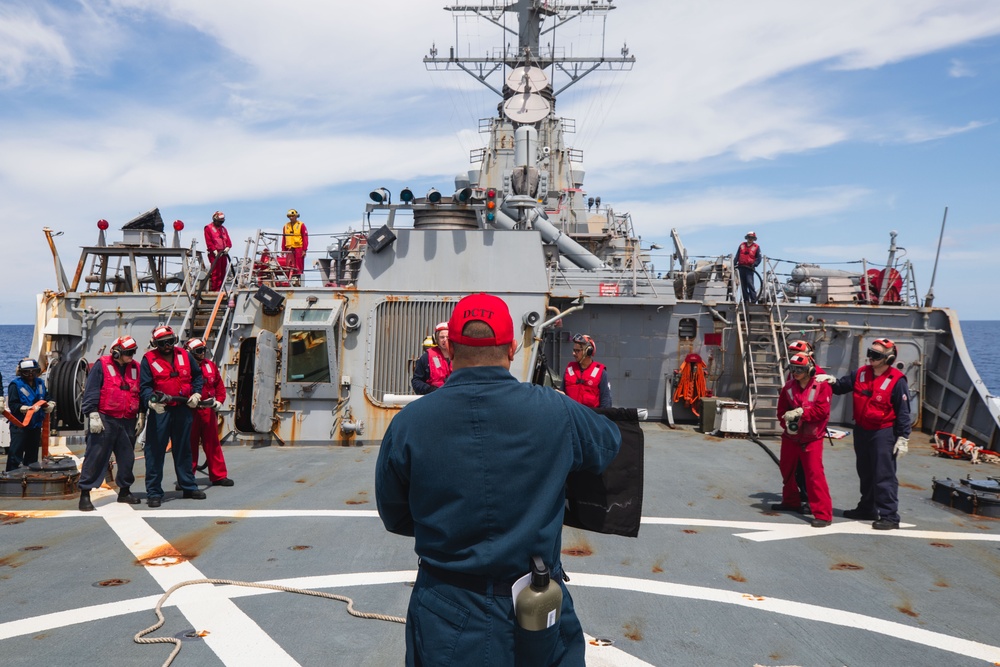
0 5 74 86
949 58 975 77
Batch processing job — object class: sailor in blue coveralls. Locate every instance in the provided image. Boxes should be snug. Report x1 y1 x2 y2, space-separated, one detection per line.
818 338 911 530
376 293 621 666
5 359 55 472
139 325 205 507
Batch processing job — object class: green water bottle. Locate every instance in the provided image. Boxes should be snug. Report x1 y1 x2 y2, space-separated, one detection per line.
515 556 563 631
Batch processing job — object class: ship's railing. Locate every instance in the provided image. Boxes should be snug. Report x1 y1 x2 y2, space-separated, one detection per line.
761 257 920 308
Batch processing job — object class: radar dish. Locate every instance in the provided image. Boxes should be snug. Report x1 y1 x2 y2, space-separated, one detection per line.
506 66 549 93
503 92 551 124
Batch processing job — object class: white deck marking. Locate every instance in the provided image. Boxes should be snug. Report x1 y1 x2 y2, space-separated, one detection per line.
99 502 300 666
4 564 999 664
4 505 1000 665
572 573 1000 664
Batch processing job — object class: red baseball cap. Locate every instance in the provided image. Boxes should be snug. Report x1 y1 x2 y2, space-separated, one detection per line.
448 293 514 347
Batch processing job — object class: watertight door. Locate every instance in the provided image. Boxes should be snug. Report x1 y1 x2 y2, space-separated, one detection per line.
252 330 278 433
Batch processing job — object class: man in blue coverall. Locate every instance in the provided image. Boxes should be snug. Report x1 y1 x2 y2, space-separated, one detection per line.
376 293 622 666
139 325 205 507
817 337 911 530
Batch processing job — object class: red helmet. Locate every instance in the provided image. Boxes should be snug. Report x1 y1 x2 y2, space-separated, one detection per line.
186 337 207 356
212 211 225 223
151 325 177 348
745 231 757 240
873 337 895 350
789 353 814 373
787 340 813 355
112 336 139 357
572 333 596 357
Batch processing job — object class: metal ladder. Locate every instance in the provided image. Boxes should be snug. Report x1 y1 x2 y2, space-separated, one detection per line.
179 253 239 361
734 257 788 436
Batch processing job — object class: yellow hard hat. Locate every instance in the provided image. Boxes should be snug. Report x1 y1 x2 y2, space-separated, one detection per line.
422 335 434 349
287 209 299 218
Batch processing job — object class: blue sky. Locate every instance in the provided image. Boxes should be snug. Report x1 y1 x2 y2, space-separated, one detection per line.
1 0 998 323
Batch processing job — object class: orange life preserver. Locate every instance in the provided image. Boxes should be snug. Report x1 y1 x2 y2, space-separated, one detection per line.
852 366 903 430
672 354 708 416
565 361 606 408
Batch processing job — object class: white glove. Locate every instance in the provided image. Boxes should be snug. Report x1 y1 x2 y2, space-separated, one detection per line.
223 246 231 253
43 401 56 414
211 398 224 412
814 374 836 384
0 397 5 413
135 413 146 436
20 405 30 413
893 437 908 458
782 407 804 422
88 412 104 434
148 399 166 414
186 393 202 408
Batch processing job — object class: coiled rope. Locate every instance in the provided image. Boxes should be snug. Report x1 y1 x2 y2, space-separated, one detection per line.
134 578 406 667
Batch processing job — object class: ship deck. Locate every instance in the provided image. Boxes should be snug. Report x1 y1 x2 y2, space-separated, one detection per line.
2 424 1000 666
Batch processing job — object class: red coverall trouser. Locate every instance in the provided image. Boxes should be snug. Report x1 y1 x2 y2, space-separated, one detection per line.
779 436 832 521
209 252 228 291
190 407 228 481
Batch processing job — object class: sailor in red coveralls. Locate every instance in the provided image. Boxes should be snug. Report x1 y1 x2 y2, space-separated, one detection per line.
185 338 234 486
775 353 834 527
818 338 911 530
410 322 452 394
775 339 825 515
564 333 612 408
77 336 144 511
140 325 205 508
204 211 232 291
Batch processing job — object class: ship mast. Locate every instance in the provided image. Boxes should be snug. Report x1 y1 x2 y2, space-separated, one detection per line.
424 0 634 99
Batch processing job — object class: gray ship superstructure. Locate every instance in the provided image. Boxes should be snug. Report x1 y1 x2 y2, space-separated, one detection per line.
27 0 1000 453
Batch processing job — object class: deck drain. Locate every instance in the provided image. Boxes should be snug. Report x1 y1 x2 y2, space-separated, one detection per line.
94 578 130 587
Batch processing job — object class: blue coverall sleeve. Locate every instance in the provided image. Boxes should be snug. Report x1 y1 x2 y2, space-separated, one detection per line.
598 369 612 408
830 371 856 396
375 426 415 536
410 352 433 395
568 400 621 475
892 376 912 439
81 362 104 414
139 358 155 405
188 351 204 395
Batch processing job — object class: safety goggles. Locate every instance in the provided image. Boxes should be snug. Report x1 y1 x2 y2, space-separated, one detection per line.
866 348 889 361
790 366 809 374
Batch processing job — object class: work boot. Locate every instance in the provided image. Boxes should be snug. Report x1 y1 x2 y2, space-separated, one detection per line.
117 487 141 505
147 497 162 508
79 490 95 512
183 489 207 500
872 519 899 530
811 519 832 528
843 508 876 520
212 478 235 486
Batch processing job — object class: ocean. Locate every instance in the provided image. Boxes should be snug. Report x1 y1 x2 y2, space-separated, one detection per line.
0 322 998 394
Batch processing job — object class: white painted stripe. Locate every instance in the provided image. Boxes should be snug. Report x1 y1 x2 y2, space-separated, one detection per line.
10 508 1000 546
571 573 1000 664
99 502 300 666
0 594 163 640
4 567 999 665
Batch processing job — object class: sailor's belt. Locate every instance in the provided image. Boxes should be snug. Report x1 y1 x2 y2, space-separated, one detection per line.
419 561 517 596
